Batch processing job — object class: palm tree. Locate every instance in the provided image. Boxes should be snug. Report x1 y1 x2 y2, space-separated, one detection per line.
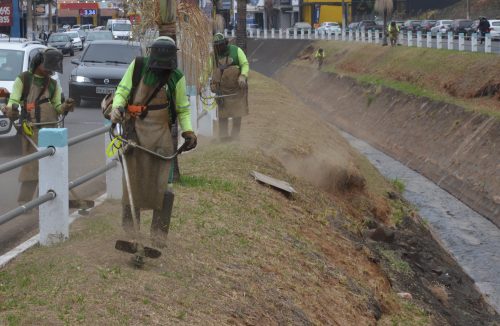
374 0 393 46
236 0 247 52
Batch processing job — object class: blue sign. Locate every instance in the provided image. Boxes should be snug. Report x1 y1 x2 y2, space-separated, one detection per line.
80 9 96 16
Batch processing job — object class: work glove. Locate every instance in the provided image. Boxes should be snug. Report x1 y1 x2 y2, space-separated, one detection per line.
5 104 19 121
181 131 197 151
110 107 123 124
238 75 247 89
60 98 75 114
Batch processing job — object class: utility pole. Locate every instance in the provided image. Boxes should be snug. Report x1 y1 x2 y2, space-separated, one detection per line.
341 0 346 30
27 0 33 40
466 0 470 20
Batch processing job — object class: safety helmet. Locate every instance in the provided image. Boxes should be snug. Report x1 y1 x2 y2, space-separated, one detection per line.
31 48 63 74
148 36 178 70
213 32 228 55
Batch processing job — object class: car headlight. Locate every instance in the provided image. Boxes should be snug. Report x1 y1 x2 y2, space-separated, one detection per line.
71 76 91 83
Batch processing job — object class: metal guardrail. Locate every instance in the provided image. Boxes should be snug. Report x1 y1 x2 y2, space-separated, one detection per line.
0 147 55 175
0 125 117 244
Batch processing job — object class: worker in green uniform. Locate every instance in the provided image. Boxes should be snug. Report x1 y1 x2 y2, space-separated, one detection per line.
5 48 75 206
314 48 325 69
110 36 197 248
388 22 400 46
211 33 249 140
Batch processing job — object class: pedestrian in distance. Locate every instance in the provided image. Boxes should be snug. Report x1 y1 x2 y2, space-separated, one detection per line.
5 48 75 206
388 21 400 47
211 33 249 141
108 36 197 248
314 48 325 69
478 17 491 45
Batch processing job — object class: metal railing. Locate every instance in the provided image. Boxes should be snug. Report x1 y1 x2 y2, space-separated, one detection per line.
0 123 122 246
244 27 500 54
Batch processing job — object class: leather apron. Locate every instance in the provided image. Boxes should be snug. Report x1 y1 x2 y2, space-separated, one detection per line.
122 78 173 210
19 77 58 182
212 56 249 119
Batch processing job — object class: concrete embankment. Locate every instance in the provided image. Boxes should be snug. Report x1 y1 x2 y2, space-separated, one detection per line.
248 39 500 228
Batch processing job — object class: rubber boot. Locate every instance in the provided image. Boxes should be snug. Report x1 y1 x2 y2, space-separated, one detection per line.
122 204 140 236
231 117 242 140
218 118 230 142
151 190 174 248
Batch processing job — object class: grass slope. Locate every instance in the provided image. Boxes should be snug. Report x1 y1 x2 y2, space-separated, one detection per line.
0 73 430 325
305 41 500 117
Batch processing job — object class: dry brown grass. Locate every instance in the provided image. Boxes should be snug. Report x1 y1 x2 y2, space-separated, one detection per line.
0 73 430 325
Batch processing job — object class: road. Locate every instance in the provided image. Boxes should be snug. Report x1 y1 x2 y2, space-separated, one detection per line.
0 52 107 255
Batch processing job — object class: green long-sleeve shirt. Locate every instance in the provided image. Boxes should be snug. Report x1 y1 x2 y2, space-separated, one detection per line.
215 45 249 77
112 59 193 132
7 74 63 113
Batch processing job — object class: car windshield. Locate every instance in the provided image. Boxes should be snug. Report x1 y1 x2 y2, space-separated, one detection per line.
459 20 472 27
82 44 140 64
49 34 69 42
67 32 79 38
113 23 131 31
0 49 24 81
86 32 113 41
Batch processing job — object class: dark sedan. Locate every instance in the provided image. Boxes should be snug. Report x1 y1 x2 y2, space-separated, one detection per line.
450 19 474 36
47 33 74 56
69 40 142 105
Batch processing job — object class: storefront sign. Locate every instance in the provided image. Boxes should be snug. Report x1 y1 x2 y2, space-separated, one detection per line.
80 9 96 16
0 1 12 27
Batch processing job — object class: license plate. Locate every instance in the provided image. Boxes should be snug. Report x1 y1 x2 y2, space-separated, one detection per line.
96 87 115 95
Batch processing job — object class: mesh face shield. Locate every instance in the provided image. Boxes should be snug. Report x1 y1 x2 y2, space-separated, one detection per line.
148 41 178 70
42 48 63 74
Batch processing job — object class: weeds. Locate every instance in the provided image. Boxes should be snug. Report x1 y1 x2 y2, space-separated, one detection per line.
392 178 406 193
180 175 236 192
380 249 413 276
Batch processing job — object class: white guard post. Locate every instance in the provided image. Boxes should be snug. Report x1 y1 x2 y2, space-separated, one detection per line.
224 29 228 37
349 30 353 41
271 28 275 38
471 33 478 52
104 120 122 199
448 32 453 50
256 28 260 39
231 29 235 37
437 33 442 49
375 30 379 43
39 128 69 245
427 32 432 48
407 31 413 46
342 30 346 41
459 33 465 51
293 28 297 39
300 29 304 39
417 31 422 47
368 30 372 43
485 34 492 53
264 29 268 39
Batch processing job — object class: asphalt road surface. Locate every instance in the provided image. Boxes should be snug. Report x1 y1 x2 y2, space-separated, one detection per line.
0 52 107 255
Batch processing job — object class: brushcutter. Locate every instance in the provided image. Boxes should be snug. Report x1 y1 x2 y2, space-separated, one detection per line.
109 122 188 267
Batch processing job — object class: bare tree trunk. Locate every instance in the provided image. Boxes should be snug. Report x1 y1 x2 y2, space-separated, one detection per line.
48 2 52 32
236 0 247 52
158 0 181 181
382 8 388 45
26 0 34 40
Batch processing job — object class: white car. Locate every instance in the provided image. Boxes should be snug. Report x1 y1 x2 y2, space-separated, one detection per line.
64 31 83 50
0 42 62 138
488 20 500 39
431 20 453 36
317 22 341 35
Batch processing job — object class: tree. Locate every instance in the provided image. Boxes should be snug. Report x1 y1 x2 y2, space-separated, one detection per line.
374 0 393 46
236 0 247 52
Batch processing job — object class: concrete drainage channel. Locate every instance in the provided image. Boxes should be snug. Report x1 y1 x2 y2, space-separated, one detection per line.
339 129 500 312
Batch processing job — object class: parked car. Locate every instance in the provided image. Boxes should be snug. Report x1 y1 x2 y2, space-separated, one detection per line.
348 22 359 31
62 24 71 30
401 20 422 34
431 20 453 36
0 42 62 138
80 24 94 32
47 33 74 56
358 20 383 32
77 29 87 43
418 20 437 33
287 22 312 35
71 25 81 30
64 31 83 50
450 19 474 36
489 20 500 39
316 22 341 35
84 31 113 48
93 26 105 31
69 40 142 105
